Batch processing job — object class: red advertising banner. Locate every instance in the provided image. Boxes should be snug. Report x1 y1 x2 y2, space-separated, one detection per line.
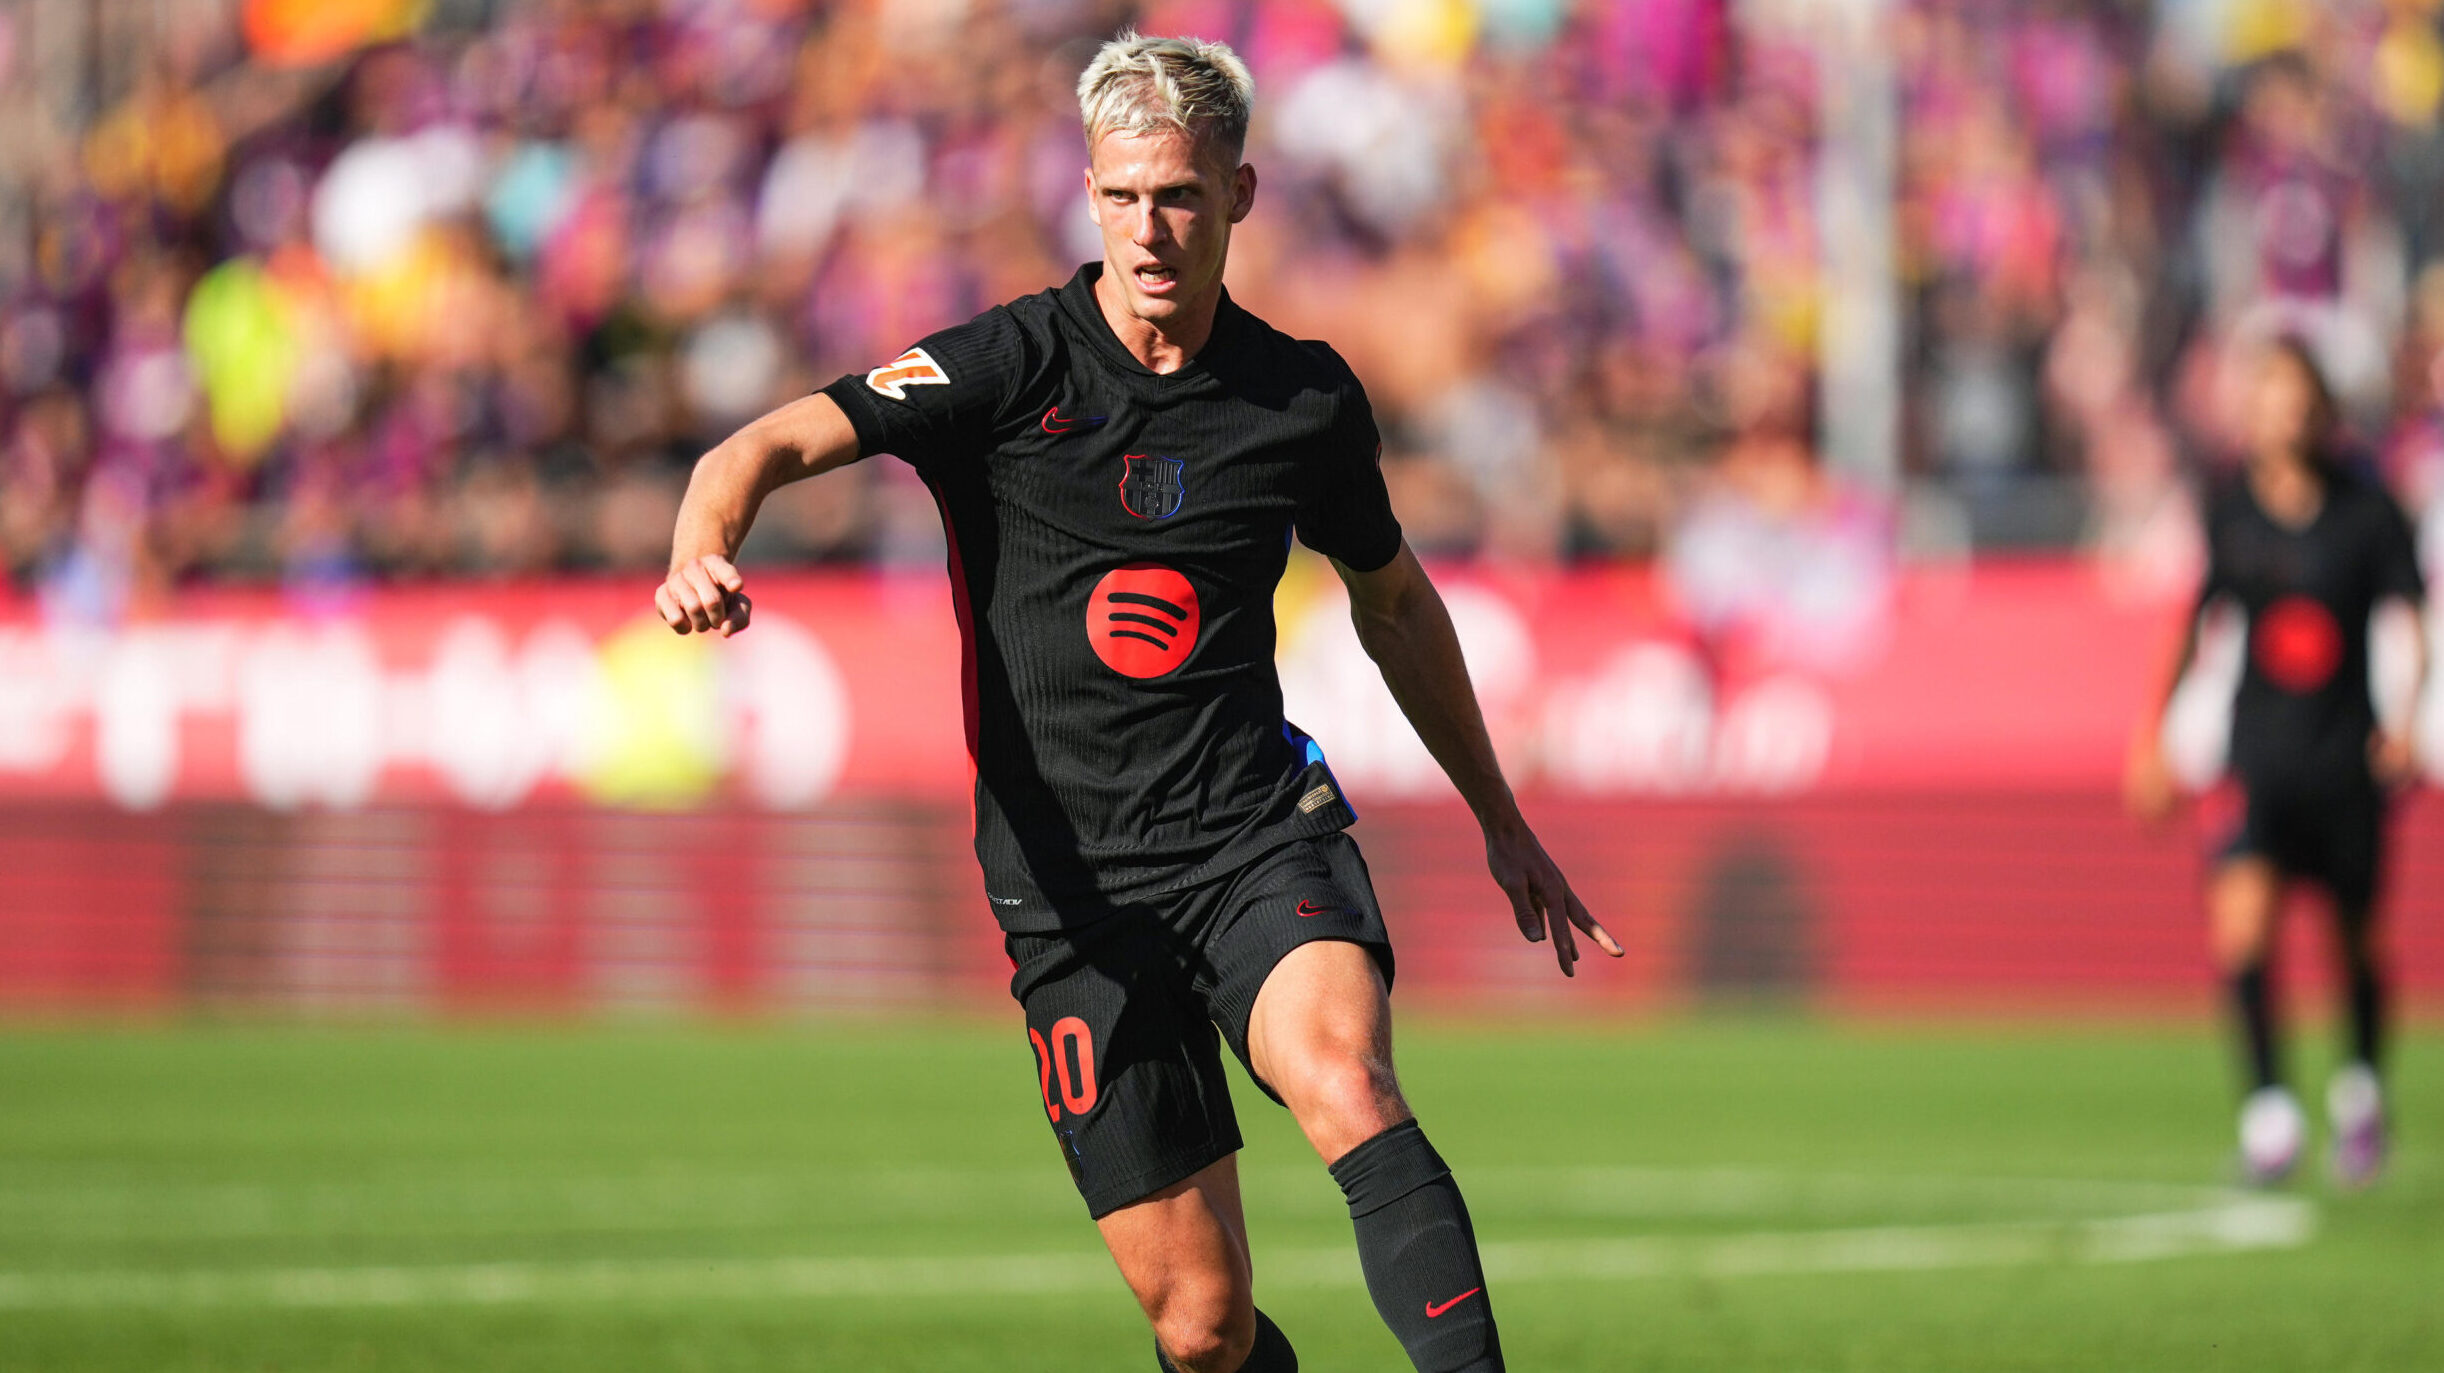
6 561 2441 1015
6 796 2441 1015
0 559 2317 809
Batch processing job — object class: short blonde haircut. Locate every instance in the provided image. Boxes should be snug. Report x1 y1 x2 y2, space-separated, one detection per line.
1076 31 1255 166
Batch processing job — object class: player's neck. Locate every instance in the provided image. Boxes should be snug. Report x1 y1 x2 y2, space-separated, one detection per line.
1092 268 1222 375
2247 450 2326 529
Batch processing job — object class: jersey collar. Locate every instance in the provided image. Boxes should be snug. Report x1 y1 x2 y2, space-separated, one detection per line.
1058 262 1243 381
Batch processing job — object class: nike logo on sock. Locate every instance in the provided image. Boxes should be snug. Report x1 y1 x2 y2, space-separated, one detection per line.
1425 1287 1481 1319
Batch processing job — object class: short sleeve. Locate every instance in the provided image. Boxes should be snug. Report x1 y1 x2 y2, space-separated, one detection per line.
2375 491 2426 603
818 308 1029 474
1294 370 1403 573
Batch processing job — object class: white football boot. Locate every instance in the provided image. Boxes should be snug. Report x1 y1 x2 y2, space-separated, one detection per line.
2327 1063 2388 1189
2238 1086 2306 1186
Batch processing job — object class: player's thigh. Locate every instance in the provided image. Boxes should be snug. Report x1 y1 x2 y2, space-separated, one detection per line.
1198 835 1406 1154
1247 940 1395 1094
1007 920 1244 1220
1247 940 1413 1161
2207 854 2283 966
1198 834 1395 1084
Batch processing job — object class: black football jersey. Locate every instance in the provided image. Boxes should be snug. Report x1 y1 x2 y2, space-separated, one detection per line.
820 264 1403 930
2198 468 2425 788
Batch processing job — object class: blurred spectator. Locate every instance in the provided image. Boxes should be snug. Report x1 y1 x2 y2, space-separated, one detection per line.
6 0 2444 613
1665 342 1894 677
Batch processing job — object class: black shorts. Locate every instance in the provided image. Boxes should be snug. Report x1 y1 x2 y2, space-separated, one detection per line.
2215 776 2387 915
1005 831 1394 1218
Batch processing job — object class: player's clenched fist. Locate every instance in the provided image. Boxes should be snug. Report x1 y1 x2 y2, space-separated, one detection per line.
656 554 751 637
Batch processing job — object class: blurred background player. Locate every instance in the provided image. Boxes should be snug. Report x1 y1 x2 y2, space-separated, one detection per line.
2128 337 2428 1187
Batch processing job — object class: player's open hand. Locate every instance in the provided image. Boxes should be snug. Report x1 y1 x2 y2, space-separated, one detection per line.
656 554 752 637
1486 820 1622 977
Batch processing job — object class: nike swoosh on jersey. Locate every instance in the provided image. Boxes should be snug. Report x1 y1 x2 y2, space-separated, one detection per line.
1295 899 1328 917
1425 1287 1482 1319
1042 406 1108 435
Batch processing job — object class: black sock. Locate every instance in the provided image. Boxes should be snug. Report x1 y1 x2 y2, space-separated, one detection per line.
1328 1120 1502 1373
1153 1308 1296 1373
2229 962 2281 1092
2340 934 2387 1072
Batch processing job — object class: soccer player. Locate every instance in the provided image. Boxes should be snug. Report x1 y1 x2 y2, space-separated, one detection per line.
653 33 1620 1373
2127 337 2427 1187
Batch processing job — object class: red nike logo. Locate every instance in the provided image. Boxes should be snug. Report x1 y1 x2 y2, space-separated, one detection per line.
1041 406 1106 435
1296 899 1328 917
1425 1287 1481 1319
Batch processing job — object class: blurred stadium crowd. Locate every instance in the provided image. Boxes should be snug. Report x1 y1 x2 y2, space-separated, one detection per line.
3 0 2444 621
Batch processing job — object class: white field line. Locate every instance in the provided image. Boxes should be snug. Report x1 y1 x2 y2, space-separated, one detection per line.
0 1171 1077 1240
1474 1197 2318 1282
0 1167 2237 1240
0 1180 2316 1312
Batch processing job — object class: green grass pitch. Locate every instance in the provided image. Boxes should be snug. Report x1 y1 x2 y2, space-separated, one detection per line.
0 1020 2437 1371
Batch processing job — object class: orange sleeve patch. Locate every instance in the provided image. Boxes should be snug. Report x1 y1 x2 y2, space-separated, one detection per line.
865 347 951 400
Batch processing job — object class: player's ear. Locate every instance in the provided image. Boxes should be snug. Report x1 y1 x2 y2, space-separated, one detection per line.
1082 165 1102 227
1229 162 1256 224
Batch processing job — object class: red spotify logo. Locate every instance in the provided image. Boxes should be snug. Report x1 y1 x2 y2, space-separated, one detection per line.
1088 564 1199 678
2255 595 2341 693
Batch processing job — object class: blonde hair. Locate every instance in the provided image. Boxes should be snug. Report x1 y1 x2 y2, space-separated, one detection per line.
1076 31 1255 166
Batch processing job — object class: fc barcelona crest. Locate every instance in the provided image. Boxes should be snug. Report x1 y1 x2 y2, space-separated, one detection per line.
1118 454 1186 520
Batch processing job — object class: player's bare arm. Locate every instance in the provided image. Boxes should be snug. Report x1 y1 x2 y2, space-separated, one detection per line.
1335 542 1624 976
656 392 862 638
2125 603 2205 824
2371 594 2429 789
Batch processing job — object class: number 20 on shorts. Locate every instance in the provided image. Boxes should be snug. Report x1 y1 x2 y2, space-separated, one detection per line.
1030 1017 1099 1121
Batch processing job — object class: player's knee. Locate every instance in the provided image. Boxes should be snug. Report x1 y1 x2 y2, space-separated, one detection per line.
1152 1287 1255 1372
2207 879 2277 968
2210 916 2272 969
1281 1052 1405 1157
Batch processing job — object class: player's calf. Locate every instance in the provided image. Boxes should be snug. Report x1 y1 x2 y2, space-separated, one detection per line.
1331 1120 1503 1373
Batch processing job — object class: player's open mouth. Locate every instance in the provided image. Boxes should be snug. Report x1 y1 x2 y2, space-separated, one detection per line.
1134 264 1178 292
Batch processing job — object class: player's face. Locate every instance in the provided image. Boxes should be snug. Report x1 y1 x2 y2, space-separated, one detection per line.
2247 350 2320 462
1085 129 1254 329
